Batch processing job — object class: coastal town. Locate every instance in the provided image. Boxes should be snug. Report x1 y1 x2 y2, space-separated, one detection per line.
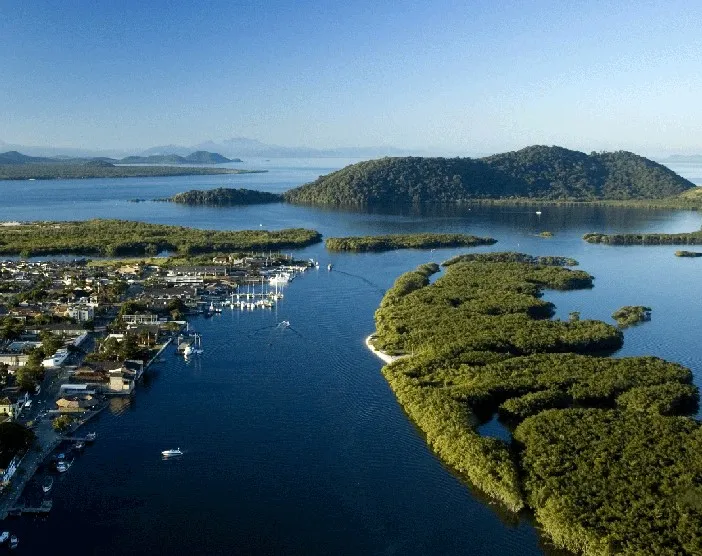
0 252 314 545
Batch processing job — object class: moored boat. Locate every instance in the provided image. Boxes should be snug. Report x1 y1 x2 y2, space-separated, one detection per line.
42 476 54 493
85 432 97 442
56 459 73 473
9 534 18 549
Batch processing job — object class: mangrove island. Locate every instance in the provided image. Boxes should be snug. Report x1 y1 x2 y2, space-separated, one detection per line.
368 253 700 555
325 233 497 252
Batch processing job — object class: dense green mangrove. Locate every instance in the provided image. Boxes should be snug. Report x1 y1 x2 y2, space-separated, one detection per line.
584 230 702 245
611 305 652 327
325 233 497 252
370 253 700 553
0 219 321 257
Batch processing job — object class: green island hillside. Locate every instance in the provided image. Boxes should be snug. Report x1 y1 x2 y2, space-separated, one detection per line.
0 150 256 180
370 253 701 554
0 220 321 257
283 146 695 207
164 188 283 206
0 164 249 181
325 233 496 252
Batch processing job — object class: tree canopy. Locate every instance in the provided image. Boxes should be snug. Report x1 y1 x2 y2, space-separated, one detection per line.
371 253 701 553
284 146 694 206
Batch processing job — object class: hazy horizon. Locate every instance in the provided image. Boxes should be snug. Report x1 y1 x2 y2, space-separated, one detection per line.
3 1 702 156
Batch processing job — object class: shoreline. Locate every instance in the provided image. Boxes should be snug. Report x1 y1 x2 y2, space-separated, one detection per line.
364 334 407 364
0 404 106 520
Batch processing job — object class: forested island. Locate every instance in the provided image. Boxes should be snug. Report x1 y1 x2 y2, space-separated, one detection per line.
284 146 695 207
163 188 282 206
0 220 321 257
118 151 239 164
0 150 255 180
325 233 497 252
0 164 249 181
612 305 652 327
369 253 700 554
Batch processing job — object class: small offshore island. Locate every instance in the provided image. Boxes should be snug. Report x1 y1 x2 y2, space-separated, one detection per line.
162 188 283 206
612 305 652 327
367 253 701 555
325 233 497 252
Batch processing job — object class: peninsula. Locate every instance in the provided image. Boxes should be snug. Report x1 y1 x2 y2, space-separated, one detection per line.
368 253 700 554
325 233 497 252
283 146 695 207
0 220 321 257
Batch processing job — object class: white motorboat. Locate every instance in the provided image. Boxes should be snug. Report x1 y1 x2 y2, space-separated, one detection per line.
269 273 291 285
85 432 97 442
9 534 18 549
56 459 72 473
42 476 54 493
161 448 183 457
0 531 9 544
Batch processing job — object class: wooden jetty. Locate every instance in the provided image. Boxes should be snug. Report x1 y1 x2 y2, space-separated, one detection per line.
9 499 52 515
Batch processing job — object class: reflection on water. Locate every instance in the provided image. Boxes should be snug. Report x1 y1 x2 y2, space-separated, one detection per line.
108 396 132 416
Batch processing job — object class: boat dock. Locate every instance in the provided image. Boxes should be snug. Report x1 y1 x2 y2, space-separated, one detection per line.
8 500 52 516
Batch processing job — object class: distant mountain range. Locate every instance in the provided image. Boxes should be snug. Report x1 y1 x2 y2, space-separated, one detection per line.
0 137 424 159
0 150 236 165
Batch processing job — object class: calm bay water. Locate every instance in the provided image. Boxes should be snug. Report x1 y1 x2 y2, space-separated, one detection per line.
2 159 702 555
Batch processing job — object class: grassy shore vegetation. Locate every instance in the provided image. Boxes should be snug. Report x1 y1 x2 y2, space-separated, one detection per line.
371 253 701 552
325 233 497 252
164 188 282 206
611 305 652 327
0 164 252 181
284 146 694 207
0 220 321 257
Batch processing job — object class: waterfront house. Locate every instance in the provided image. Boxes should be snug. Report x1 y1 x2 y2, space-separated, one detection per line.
107 368 135 395
0 397 19 421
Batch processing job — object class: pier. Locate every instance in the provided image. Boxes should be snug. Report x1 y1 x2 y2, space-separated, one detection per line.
8 500 52 516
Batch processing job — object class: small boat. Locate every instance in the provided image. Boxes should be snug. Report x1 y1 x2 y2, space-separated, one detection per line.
327 263 333 271
162 448 183 457
74 441 85 451
9 534 18 549
42 476 54 493
56 459 73 473
0 531 9 543
535 210 542 215
85 432 97 442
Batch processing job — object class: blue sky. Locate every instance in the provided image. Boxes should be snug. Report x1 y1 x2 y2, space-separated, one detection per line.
2 0 702 154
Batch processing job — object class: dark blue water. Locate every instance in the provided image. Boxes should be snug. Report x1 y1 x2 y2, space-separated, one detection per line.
3 160 702 555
